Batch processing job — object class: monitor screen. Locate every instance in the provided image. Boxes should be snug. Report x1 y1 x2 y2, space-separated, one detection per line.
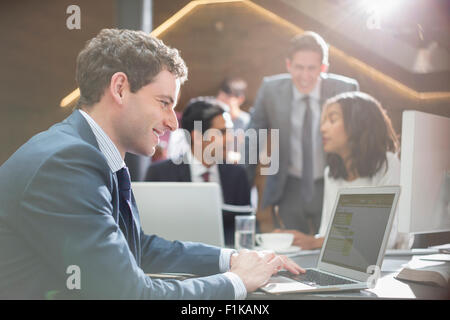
321 193 395 273
399 111 450 234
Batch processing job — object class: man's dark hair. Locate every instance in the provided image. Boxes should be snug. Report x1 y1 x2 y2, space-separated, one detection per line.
219 77 247 98
324 91 399 180
181 97 226 137
75 28 188 108
287 31 329 65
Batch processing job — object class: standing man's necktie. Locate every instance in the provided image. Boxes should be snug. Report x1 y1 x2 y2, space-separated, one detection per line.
301 95 314 202
201 171 210 182
116 166 138 260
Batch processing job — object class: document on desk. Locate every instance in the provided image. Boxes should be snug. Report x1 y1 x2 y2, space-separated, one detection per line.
395 256 450 288
419 254 450 262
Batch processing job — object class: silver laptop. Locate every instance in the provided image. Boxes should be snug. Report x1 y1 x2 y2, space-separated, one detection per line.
261 186 401 294
131 182 225 247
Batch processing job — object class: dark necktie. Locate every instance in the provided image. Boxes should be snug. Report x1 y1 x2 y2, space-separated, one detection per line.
301 95 314 202
116 166 138 260
201 171 210 182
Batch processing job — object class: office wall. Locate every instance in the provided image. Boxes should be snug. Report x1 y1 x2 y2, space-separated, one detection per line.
0 0 115 165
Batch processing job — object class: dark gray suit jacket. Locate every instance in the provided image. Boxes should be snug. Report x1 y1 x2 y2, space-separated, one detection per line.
246 73 359 208
0 110 234 299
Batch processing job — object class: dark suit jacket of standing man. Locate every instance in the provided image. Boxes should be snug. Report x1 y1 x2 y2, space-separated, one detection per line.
0 110 236 299
145 157 251 206
246 73 359 228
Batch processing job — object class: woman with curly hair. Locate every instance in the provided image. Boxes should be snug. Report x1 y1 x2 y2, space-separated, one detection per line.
277 91 410 249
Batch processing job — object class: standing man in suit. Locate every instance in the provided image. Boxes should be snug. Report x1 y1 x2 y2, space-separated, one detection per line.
0 29 303 299
246 31 359 235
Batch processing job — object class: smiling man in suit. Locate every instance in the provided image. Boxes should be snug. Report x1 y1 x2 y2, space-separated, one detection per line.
0 29 303 299
246 31 359 235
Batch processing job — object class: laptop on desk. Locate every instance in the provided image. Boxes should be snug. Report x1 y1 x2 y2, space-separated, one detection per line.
131 182 225 247
261 186 401 294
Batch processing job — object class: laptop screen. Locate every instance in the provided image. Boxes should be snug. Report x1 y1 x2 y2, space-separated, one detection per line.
321 193 395 273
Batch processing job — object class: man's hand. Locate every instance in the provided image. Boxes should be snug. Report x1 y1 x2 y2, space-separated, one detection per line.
229 250 305 292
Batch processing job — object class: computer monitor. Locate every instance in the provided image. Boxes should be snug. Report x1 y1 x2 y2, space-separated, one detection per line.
131 182 225 247
398 110 450 234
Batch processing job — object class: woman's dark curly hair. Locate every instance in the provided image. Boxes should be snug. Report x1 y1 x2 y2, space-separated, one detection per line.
324 92 399 180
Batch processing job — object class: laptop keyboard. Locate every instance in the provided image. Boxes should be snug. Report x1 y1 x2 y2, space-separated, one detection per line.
278 269 358 287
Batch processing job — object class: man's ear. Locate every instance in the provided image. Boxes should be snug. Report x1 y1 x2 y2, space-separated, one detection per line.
321 64 329 73
285 58 292 73
109 72 128 105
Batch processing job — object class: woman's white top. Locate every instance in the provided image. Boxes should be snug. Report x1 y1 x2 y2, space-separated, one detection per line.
318 152 410 249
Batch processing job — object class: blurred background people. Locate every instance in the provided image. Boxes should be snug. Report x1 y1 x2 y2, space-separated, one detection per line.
216 77 250 163
216 77 250 131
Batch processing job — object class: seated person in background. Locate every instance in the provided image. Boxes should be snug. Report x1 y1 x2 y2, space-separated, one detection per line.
146 96 251 206
146 97 252 246
216 77 250 132
166 77 249 162
216 77 250 163
276 91 410 250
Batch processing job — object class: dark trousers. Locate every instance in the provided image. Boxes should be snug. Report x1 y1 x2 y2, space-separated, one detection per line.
275 175 324 234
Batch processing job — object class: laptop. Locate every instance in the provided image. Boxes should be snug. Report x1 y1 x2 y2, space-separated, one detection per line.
131 182 225 247
261 186 401 294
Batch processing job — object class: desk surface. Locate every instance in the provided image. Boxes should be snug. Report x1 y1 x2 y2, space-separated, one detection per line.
248 250 449 300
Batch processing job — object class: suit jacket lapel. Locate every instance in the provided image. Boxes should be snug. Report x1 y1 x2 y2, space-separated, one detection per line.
111 173 120 223
280 79 294 163
179 163 191 182
319 73 333 109
176 154 191 182
280 80 294 130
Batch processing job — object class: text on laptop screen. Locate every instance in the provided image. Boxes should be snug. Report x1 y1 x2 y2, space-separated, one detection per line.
321 193 395 273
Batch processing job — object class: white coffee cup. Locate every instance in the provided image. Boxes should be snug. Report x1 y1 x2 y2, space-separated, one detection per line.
255 233 294 250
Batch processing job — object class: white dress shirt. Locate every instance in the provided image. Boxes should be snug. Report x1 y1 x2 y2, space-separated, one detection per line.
288 78 326 180
188 151 221 184
187 151 224 203
79 109 246 299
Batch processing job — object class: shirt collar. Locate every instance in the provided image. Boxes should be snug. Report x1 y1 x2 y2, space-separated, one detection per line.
292 76 322 102
187 151 216 177
79 109 125 173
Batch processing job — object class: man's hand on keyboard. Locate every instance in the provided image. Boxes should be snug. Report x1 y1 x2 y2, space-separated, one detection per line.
230 250 305 292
